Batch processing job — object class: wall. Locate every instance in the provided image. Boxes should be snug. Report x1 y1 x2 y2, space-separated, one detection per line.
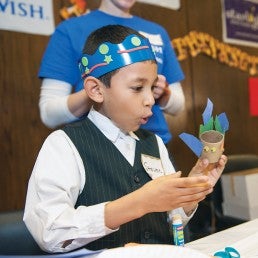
0 0 257 211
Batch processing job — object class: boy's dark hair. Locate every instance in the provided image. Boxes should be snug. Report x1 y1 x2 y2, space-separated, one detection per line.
83 25 148 87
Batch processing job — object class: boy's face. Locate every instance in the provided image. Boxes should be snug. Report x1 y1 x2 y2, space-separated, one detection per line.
99 61 157 132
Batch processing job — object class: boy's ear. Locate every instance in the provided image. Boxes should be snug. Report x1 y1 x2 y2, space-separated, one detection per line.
83 77 104 103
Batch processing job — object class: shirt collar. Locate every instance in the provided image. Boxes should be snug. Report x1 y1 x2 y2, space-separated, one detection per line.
87 108 139 142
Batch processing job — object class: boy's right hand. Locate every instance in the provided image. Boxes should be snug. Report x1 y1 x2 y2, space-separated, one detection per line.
137 172 212 215
105 172 212 230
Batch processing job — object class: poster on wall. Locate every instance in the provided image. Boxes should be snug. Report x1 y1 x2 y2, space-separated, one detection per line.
137 0 180 10
0 0 55 35
221 0 258 47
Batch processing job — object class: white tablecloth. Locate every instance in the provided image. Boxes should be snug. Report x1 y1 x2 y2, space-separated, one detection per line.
186 218 258 257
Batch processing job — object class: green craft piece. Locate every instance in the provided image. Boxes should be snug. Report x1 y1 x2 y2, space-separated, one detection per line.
199 117 214 135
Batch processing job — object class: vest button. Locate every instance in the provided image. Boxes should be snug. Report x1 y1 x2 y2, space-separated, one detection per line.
144 231 150 239
134 175 140 183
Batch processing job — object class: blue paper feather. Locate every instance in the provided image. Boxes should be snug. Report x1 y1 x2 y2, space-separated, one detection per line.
217 112 229 133
202 98 213 125
179 133 203 157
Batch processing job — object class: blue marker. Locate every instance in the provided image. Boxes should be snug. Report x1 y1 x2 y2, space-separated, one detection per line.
172 214 184 246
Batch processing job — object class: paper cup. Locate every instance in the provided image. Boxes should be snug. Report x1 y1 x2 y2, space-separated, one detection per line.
200 130 224 164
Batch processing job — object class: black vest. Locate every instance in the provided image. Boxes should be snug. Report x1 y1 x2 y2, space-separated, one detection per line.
63 118 171 250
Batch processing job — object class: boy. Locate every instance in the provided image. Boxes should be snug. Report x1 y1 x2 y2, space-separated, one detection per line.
24 25 227 253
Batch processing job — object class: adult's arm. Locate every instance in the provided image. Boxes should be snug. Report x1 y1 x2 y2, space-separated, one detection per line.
158 81 185 115
152 75 185 116
39 78 92 128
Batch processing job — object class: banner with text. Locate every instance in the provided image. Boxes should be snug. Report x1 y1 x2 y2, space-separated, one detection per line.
221 0 258 47
0 0 54 35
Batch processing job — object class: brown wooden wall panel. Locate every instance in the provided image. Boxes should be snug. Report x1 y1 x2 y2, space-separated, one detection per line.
0 1 65 211
0 0 258 211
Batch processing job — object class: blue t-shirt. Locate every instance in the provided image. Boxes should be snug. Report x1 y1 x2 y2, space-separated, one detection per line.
39 10 185 144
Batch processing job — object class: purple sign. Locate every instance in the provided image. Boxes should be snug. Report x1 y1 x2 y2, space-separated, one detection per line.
222 0 258 47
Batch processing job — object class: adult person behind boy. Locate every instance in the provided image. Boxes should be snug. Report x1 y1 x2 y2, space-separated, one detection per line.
39 0 185 145
24 25 227 253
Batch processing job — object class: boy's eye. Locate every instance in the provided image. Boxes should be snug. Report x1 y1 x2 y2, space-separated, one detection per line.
131 86 143 92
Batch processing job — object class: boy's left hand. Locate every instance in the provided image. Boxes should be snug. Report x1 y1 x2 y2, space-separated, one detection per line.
188 154 228 187
183 155 227 215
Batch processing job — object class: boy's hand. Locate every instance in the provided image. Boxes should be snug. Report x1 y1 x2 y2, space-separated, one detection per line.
188 154 227 187
105 157 227 229
137 172 212 215
105 172 213 229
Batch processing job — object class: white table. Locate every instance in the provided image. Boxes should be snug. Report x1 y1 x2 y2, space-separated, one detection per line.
186 218 258 257
3 221 258 257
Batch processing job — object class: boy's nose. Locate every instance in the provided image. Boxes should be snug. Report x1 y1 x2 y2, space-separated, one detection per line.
144 91 155 107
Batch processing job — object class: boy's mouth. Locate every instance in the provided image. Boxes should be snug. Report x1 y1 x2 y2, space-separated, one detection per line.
140 117 149 124
140 113 152 125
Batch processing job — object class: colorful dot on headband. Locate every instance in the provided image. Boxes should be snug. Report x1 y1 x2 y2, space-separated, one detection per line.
99 44 109 54
79 34 156 79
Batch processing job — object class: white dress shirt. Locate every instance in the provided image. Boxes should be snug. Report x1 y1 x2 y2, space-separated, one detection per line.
24 109 194 253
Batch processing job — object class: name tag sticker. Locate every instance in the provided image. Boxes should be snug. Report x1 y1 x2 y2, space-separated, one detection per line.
141 154 165 179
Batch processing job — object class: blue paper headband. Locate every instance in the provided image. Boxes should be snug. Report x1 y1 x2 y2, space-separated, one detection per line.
79 34 156 79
